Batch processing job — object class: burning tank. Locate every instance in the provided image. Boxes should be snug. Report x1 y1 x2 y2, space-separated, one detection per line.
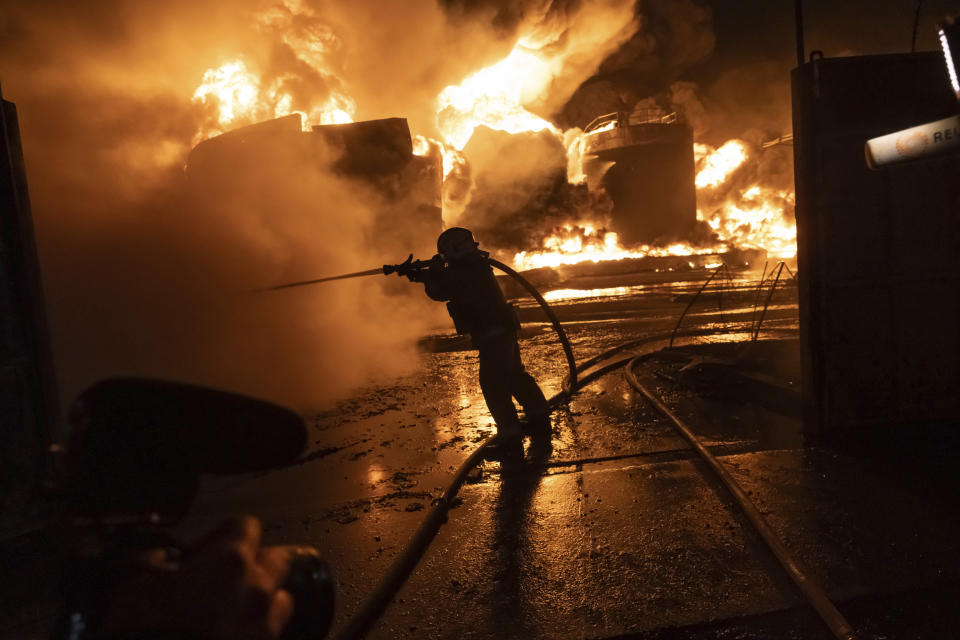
583 109 697 244
186 114 442 258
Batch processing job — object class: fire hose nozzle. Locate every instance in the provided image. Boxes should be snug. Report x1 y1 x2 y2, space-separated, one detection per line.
383 254 414 276
384 254 441 278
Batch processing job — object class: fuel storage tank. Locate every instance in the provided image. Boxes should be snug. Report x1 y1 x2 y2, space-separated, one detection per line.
583 110 697 244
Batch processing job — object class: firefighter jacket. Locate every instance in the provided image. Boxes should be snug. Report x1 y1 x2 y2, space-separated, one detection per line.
412 253 519 342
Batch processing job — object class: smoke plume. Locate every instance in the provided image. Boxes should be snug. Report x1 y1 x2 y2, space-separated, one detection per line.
1 0 465 416
1 0 648 417
1 0 826 417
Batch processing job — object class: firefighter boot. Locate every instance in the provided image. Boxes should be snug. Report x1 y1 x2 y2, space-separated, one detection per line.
482 424 523 463
522 413 551 438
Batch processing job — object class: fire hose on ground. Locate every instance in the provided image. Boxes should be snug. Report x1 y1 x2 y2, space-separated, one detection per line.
623 359 857 640
264 258 856 640
331 259 577 640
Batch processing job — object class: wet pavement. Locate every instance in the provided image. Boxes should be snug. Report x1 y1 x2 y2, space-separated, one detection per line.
178 282 960 638
4 273 960 639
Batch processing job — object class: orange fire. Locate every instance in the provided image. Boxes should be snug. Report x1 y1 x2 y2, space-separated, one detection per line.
436 47 561 150
695 140 748 188
191 1 355 145
695 141 797 259
513 224 723 271
434 1 635 151
412 134 468 181
512 139 797 268
191 59 354 145
700 185 797 259
189 3 797 269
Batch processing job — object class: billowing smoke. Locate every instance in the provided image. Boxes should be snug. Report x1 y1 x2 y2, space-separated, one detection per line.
559 0 715 129
0 0 464 414
458 128 582 251
1 0 645 416
0 0 812 417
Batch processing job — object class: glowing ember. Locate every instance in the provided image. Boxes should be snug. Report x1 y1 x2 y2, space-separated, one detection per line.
695 140 748 188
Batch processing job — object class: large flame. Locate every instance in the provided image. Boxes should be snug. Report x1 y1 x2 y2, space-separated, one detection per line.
513 224 723 271
700 185 797 259
513 138 797 269
192 58 355 145
189 2 797 269
695 141 797 259
695 140 748 188
191 1 356 144
413 134 469 182
434 0 635 151
192 62 262 133
436 45 561 150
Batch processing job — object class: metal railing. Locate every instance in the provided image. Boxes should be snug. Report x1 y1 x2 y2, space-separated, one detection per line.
583 110 678 134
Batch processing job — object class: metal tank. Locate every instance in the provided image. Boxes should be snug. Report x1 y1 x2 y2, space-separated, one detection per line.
583 109 697 244
792 51 960 438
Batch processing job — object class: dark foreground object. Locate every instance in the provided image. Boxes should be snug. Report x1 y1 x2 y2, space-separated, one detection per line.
792 52 960 438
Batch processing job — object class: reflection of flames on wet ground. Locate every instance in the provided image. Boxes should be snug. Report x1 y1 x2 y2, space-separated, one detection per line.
190 1 796 280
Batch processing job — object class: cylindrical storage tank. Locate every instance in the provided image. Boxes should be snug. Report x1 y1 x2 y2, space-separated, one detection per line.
585 121 697 244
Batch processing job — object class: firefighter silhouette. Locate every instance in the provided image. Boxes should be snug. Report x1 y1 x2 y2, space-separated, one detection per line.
404 227 549 460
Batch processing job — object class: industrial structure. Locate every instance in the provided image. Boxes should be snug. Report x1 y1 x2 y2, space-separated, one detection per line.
582 109 697 244
186 115 442 259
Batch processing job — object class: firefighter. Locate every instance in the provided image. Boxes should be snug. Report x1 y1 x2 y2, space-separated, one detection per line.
404 227 549 461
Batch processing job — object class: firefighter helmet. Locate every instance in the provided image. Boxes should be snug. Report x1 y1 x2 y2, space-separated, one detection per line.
437 227 479 257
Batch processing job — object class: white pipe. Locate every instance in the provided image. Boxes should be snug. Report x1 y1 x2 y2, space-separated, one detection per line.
865 113 960 169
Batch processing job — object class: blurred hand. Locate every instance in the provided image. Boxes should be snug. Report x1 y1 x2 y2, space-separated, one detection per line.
103 516 312 640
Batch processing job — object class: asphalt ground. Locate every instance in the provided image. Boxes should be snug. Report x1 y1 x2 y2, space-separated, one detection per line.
4 272 959 639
